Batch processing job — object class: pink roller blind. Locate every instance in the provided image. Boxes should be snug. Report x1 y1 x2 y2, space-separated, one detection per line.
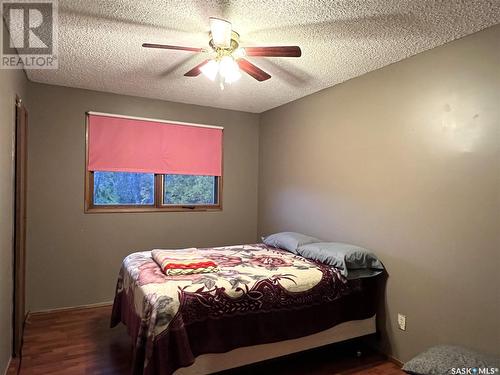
87 114 223 176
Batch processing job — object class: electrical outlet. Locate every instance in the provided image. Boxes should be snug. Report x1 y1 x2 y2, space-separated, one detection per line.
398 313 407 331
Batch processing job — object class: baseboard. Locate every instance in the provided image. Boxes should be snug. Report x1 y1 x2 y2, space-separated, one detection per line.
28 301 113 317
387 354 404 367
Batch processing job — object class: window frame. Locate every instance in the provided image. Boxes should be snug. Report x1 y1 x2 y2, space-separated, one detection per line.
84 114 223 213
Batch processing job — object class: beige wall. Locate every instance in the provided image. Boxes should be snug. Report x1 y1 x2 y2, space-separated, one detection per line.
0 23 29 374
258 25 500 362
26 84 260 311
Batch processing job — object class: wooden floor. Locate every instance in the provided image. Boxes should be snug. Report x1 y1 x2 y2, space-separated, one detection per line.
9 306 404 375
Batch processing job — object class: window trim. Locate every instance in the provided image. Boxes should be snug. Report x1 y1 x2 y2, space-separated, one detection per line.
84 114 223 213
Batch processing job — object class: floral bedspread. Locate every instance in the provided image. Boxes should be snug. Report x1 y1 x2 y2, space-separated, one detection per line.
111 244 376 375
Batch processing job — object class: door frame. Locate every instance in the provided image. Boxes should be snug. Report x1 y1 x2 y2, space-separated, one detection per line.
13 95 27 357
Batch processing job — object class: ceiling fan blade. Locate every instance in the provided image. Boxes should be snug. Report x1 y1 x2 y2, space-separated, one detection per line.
244 46 301 57
142 43 203 53
184 59 210 77
237 59 271 82
209 17 232 48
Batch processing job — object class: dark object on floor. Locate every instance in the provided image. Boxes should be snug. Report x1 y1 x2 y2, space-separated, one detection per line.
402 345 500 375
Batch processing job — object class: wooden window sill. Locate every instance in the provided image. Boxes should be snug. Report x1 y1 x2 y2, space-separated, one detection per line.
84 205 222 213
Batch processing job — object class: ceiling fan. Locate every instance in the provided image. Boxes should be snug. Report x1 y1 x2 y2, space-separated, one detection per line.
143 17 301 88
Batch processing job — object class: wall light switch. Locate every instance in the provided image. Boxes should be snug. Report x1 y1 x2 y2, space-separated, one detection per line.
398 313 407 331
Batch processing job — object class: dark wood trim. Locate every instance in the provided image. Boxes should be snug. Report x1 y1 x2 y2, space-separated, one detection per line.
28 301 113 317
13 95 27 357
85 205 222 213
83 113 223 213
155 174 163 208
217 129 224 210
84 115 91 212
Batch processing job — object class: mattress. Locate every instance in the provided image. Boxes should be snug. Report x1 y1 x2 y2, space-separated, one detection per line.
111 244 380 375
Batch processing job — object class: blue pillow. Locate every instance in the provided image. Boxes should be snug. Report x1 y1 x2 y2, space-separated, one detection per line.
296 242 384 279
262 232 321 254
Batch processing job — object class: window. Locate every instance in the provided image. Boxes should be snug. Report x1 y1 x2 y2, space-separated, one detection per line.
89 172 220 210
163 174 218 205
93 172 155 206
85 113 223 212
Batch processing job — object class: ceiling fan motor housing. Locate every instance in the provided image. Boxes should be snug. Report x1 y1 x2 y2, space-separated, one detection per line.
209 30 240 55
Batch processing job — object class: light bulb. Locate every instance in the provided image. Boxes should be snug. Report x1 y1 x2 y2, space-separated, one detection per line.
232 47 246 60
224 66 241 84
200 59 219 81
219 56 241 84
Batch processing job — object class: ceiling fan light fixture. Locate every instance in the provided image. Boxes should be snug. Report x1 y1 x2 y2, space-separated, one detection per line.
224 69 241 84
143 17 301 84
209 17 232 48
200 59 219 81
232 47 246 60
219 56 241 84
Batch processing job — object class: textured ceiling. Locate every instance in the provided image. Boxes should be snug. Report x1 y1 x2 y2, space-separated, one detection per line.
26 0 500 113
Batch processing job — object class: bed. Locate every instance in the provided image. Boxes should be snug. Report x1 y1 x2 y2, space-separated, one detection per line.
111 243 381 375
